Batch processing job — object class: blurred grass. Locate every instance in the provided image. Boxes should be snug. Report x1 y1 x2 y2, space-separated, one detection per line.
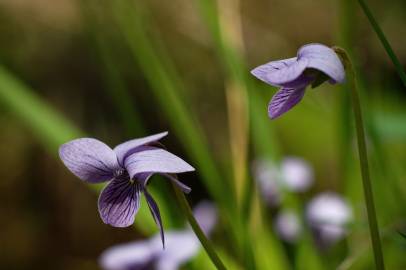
110 0 234 208
0 65 83 151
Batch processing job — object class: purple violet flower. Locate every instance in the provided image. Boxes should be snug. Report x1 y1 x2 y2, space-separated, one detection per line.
99 201 217 270
58 132 194 247
251 43 345 119
252 157 313 206
275 210 302 243
306 192 352 248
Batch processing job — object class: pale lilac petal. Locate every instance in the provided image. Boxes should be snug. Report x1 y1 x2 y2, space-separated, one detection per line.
306 192 352 227
252 159 282 206
59 138 119 183
306 192 352 245
144 189 165 248
114 132 168 166
99 240 156 270
251 57 309 87
124 146 195 179
150 231 200 270
280 157 314 192
298 43 345 84
275 210 302 243
98 178 141 227
268 87 306 119
193 201 217 235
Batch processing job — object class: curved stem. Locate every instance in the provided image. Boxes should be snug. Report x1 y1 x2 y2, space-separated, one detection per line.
357 0 406 87
333 47 385 270
171 183 227 270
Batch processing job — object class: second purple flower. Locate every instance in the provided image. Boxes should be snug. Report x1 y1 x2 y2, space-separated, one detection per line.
251 43 345 119
59 131 195 247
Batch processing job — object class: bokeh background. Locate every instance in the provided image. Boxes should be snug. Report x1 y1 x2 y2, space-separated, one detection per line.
0 0 405 269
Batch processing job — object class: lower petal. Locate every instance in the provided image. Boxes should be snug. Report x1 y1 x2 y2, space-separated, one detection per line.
268 87 306 119
98 178 141 227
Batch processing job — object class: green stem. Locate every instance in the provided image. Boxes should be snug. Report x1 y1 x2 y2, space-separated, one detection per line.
334 47 385 270
171 183 227 270
357 0 406 87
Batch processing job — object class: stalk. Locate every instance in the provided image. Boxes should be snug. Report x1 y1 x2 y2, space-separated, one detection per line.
171 183 227 270
333 47 385 270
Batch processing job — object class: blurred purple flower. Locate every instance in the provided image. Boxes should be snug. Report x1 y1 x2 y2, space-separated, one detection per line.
251 43 345 119
252 157 313 206
280 157 313 192
59 132 194 247
306 192 352 247
275 210 302 243
252 159 281 206
99 202 217 270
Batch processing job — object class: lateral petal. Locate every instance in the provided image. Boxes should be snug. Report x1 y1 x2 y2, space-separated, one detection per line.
59 138 119 183
144 189 165 248
124 146 195 179
114 132 168 166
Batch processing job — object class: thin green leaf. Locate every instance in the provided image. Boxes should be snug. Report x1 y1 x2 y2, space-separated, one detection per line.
357 0 406 87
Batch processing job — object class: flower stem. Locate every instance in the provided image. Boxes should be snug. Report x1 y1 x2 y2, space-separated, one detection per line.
171 183 227 270
333 47 385 270
357 0 406 87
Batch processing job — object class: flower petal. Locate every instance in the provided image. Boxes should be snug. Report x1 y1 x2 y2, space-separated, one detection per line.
152 231 200 270
280 157 314 192
251 57 308 87
137 173 191 193
99 240 156 270
298 43 345 84
124 146 195 179
193 201 217 235
114 132 168 166
161 174 192 194
59 138 119 183
144 189 165 248
268 87 306 119
98 178 141 227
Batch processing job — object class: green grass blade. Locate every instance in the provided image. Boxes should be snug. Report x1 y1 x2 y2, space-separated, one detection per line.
0 65 83 150
194 1 288 269
357 0 406 87
111 1 232 208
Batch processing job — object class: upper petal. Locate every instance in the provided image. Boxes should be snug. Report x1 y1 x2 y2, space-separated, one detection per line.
298 43 345 84
124 146 195 179
98 178 142 227
114 132 168 166
59 138 119 183
251 57 308 87
268 87 306 119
